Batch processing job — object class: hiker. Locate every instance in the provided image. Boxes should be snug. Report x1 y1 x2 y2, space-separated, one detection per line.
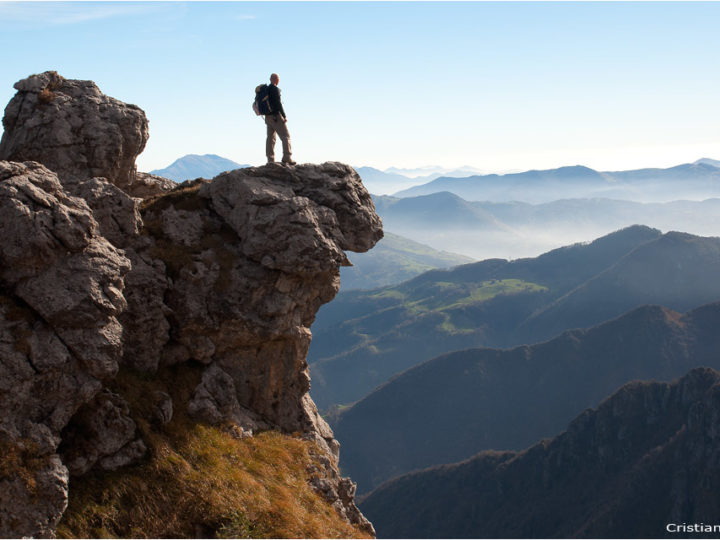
264 73 295 165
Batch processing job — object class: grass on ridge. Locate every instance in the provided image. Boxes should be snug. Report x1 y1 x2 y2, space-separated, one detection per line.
56 366 370 539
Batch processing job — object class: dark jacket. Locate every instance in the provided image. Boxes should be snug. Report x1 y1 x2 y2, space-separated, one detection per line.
268 84 286 119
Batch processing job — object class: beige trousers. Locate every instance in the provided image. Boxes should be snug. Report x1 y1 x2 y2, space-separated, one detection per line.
265 114 292 162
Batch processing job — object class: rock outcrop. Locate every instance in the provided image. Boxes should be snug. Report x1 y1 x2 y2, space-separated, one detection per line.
0 160 131 537
0 72 381 537
0 71 148 190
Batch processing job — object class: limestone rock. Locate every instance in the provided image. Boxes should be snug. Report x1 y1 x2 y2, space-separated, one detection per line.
71 177 141 248
0 160 130 538
188 364 266 434
0 160 129 430
60 390 145 476
0 71 148 190
200 163 383 273
129 172 176 199
118 248 170 372
98 438 147 472
136 165 383 439
0 452 69 539
308 446 375 536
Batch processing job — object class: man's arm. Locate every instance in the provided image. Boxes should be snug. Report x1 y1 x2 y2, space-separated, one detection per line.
268 85 287 119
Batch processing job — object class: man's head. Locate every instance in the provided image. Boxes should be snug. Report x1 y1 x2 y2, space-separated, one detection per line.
270 73 279 85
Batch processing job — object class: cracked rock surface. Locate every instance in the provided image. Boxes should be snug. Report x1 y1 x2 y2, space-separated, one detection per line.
0 71 148 190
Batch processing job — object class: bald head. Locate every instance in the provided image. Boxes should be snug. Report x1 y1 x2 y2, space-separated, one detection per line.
270 73 279 85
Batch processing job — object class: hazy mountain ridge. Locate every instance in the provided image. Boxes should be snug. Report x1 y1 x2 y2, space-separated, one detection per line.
374 192 720 260
355 166 490 195
393 160 720 204
360 367 720 538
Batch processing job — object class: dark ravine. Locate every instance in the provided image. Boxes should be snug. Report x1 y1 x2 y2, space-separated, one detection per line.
0 71 381 537
361 367 720 539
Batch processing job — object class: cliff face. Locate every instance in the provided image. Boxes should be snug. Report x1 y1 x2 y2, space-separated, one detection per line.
0 72 382 538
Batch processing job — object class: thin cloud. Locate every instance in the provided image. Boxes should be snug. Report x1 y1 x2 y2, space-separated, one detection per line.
0 2 161 27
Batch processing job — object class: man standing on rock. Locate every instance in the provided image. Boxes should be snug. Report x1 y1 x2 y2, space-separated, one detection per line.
265 73 296 165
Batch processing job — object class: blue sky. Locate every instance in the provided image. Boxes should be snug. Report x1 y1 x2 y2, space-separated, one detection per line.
1 1 719 173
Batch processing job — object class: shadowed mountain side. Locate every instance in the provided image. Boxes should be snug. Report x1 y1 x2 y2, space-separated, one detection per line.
360 367 720 539
334 302 720 495
520 231 720 342
308 226 663 410
340 232 473 291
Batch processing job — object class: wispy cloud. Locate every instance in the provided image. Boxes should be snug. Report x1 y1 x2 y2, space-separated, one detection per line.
234 14 256 21
0 1 160 27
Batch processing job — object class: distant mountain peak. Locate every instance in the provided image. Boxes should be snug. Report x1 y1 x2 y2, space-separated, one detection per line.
149 154 250 182
694 157 720 168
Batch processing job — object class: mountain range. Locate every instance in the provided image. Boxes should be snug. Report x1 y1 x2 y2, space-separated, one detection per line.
309 226 720 412
355 166 490 195
334 300 720 495
393 160 720 203
373 191 720 260
149 154 249 182
360 367 720 538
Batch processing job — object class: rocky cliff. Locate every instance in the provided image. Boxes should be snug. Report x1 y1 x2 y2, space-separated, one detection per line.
0 71 382 538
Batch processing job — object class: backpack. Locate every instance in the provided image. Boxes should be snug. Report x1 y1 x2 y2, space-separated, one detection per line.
253 84 273 116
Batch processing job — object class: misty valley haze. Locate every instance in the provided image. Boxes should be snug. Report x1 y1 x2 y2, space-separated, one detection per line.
371 159 720 261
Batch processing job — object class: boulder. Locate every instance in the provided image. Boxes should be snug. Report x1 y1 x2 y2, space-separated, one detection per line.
129 172 176 199
0 71 148 190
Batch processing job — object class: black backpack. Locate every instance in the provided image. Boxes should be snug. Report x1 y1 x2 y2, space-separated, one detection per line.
253 84 273 116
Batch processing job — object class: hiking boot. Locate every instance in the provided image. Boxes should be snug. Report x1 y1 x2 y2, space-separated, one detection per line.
282 159 297 166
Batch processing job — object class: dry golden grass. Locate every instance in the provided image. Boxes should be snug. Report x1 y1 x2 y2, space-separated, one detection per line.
0 438 49 497
56 366 370 539
37 87 56 104
139 181 205 213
